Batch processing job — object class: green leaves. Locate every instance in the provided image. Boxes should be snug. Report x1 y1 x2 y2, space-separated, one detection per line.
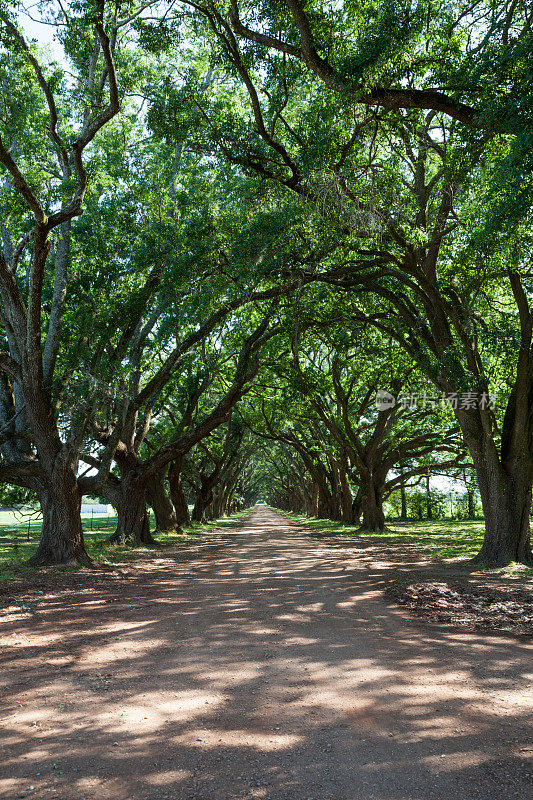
336 0 426 87
133 19 180 54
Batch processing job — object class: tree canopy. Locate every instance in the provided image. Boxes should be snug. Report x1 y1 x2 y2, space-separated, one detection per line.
0 0 532 567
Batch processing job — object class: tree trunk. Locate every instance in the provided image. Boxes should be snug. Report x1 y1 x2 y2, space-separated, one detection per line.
223 478 239 516
211 489 225 519
352 488 363 525
309 483 319 516
473 466 532 566
467 489 475 519
317 484 335 519
223 486 234 516
107 505 125 544
169 460 190 526
147 469 178 531
426 475 433 520
121 473 157 546
458 410 533 566
338 461 354 523
27 469 92 566
99 479 125 544
192 491 210 522
360 483 386 532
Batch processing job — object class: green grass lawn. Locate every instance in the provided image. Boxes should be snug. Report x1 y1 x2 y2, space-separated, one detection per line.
0 508 252 582
280 513 533 578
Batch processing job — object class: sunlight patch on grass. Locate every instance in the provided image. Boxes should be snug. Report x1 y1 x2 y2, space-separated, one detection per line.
0 508 252 582
280 512 533 578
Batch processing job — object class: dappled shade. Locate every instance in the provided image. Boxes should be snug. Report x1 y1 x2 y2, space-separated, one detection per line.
1 509 531 799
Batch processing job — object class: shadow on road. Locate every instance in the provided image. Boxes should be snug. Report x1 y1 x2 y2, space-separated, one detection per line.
1 507 531 800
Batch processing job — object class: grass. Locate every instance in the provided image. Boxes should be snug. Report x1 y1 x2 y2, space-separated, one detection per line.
0 507 252 583
279 512 533 579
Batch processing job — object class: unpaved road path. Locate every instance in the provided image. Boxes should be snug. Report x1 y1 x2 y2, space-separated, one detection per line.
1 507 531 800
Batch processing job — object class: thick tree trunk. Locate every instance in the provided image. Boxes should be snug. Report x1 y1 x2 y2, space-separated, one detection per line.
192 471 216 522
147 469 178 531
360 483 386 532
317 485 334 519
225 490 236 515
338 463 354 523
191 497 204 522
107 506 125 544
99 479 124 544
121 474 157 546
27 469 91 566
458 409 533 566
295 491 305 513
169 460 191 526
309 483 319 516
473 467 532 566
211 489 225 519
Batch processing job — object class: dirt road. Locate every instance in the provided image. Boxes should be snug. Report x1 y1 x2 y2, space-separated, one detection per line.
1 507 531 799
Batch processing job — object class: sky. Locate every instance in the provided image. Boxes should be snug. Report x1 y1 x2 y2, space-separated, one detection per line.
15 2 66 59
